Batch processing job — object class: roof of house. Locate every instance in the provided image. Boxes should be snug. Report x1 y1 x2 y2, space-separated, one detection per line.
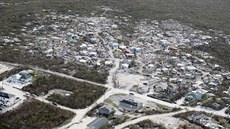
120 99 138 107
0 92 15 99
119 99 142 111
99 105 113 112
87 117 108 129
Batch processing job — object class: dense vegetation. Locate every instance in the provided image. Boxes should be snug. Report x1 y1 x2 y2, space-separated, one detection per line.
195 38 230 70
0 67 28 81
23 74 107 108
0 100 75 129
144 107 181 115
126 119 166 129
225 108 230 114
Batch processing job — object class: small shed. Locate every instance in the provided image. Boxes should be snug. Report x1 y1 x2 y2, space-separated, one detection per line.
99 105 113 116
113 111 123 119
121 63 129 69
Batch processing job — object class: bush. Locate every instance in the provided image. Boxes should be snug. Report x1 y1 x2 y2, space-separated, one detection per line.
0 99 75 129
23 74 107 108
127 119 166 129
225 108 230 114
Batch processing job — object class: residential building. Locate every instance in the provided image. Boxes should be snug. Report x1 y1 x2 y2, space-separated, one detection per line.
99 105 113 116
87 117 109 129
0 91 16 106
119 99 142 111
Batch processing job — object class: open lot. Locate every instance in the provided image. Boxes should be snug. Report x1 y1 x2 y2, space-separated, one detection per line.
0 99 75 129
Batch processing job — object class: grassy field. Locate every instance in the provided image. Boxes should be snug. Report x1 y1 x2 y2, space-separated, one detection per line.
23 74 107 109
0 99 75 129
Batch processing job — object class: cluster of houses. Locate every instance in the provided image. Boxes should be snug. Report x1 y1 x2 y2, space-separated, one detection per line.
184 89 215 102
187 113 225 129
18 12 126 73
0 70 33 111
87 97 143 129
0 91 16 108
3 70 33 89
0 8 230 129
1 11 228 108
0 36 21 45
110 19 228 105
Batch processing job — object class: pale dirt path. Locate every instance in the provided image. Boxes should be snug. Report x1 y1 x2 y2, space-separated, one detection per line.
105 59 120 88
0 64 12 74
115 110 186 129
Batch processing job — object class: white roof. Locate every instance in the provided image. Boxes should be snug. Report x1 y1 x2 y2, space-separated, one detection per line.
89 52 97 55
121 63 129 68
187 66 197 70
148 64 154 67
119 45 126 49
80 44 87 48
105 61 113 65
79 59 87 63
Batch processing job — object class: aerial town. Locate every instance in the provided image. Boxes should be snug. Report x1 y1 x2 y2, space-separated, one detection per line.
0 0 230 129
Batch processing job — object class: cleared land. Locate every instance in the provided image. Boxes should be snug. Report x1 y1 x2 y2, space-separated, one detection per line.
0 99 75 129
